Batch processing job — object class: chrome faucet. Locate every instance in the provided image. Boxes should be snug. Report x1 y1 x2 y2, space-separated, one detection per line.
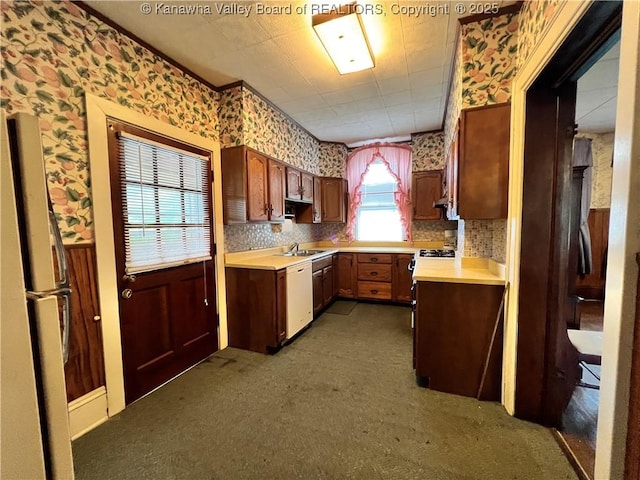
288 242 299 253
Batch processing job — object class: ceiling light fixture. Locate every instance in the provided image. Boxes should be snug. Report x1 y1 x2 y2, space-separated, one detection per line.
312 2 375 75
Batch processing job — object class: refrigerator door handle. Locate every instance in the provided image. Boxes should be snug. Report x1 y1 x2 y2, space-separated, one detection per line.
49 210 69 288
60 289 71 364
26 287 72 363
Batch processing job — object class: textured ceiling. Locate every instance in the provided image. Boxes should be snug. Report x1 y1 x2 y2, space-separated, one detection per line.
87 0 472 146
576 41 619 134
87 1 617 145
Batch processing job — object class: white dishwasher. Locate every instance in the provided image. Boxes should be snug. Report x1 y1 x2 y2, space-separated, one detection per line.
285 261 313 340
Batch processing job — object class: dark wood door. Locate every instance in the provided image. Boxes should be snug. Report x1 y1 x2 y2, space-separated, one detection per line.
108 121 217 404
313 176 322 223
301 172 314 203
459 104 510 219
321 177 345 222
412 171 442 220
323 265 334 305
337 253 356 298
268 159 285 221
286 167 301 201
393 254 413 303
312 269 323 315
246 150 269 222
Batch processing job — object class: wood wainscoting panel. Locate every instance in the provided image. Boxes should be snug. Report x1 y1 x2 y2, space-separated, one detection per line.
63 245 105 402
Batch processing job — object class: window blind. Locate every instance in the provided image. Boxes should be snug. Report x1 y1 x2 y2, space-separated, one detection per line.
118 131 212 274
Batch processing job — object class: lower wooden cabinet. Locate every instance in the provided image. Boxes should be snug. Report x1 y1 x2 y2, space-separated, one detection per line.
312 269 323 314
312 255 336 316
337 252 413 304
225 267 286 354
414 281 504 400
336 253 357 298
393 254 414 303
357 253 392 300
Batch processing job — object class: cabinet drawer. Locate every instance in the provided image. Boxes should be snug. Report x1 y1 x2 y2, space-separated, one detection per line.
357 264 392 281
357 253 392 264
357 281 392 300
312 256 332 272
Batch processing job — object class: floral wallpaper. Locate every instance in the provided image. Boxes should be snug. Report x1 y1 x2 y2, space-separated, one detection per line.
218 86 243 147
243 88 321 174
412 131 444 171
217 83 349 251
577 132 614 209
319 142 347 178
444 35 463 150
218 83 334 176
460 13 519 108
517 0 560 70
0 0 219 243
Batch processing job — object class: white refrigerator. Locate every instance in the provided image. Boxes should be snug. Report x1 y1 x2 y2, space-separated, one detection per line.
1 113 75 479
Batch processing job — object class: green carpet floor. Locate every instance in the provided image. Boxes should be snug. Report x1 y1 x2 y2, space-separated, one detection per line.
72 303 577 479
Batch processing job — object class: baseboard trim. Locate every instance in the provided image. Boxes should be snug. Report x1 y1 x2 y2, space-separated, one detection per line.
551 428 592 480
68 387 108 440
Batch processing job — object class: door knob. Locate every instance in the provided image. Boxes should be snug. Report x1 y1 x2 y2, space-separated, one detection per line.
122 274 136 283
121 288 133 299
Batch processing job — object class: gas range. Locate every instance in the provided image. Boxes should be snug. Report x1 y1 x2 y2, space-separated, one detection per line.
418 249 455 258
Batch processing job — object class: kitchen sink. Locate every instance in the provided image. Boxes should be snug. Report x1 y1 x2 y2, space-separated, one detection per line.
279 250 325 257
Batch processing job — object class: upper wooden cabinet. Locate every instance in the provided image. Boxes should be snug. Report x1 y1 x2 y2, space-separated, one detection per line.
268 159 285 221
321 177 347 223
246 149 269 222
285 168 313 203
456 103 510 219
221 146 285 224
412 170 443 220
294 174 322 224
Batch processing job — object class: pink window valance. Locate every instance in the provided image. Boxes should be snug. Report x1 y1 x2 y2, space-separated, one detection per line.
345 143 412 242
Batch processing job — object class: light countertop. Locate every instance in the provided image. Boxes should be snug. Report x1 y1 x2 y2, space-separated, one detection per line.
412 257 506 286
225 244 506 285
225 248 338 270
225 243 428 270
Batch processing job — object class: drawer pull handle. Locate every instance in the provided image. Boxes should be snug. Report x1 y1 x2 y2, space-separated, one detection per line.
371 257 378 262
371 289 378 294
371 272 378 276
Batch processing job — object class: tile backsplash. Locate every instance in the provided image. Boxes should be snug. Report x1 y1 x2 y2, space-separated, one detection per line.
458 219 507 263
223 222 323 253
413 220 458 242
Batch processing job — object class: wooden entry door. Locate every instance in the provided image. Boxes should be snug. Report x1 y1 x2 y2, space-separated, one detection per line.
107 121 218 404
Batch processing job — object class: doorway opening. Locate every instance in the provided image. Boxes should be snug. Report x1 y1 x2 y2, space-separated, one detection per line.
513 2 622 479
560 37 619 478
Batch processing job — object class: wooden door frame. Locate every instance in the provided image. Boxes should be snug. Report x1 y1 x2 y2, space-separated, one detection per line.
86 94 227 417
513 0 622 424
